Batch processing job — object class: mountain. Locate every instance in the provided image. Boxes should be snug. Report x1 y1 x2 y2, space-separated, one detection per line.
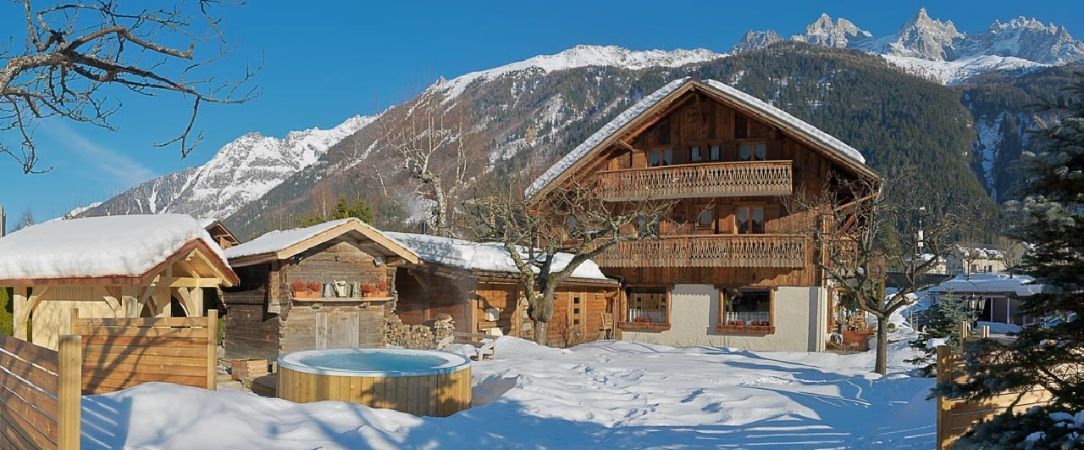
216 43 998 240
732 30 783 54
77 115 375 221
745 9 1084 84
792 13 873 49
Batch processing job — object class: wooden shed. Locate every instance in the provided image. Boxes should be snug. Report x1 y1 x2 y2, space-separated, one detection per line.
221 218 420 362
0 214 238 350
386 232 620 347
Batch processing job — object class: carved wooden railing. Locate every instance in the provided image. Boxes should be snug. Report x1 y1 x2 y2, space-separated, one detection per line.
596 160 793 201
594 234 807 268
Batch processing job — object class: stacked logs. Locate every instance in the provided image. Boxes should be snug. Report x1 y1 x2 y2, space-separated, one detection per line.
384 314 456 349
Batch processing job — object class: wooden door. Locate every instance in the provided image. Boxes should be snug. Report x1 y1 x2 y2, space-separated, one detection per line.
316 309 361 350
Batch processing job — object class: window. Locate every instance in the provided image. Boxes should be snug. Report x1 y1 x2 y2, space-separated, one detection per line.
689 146 702 162
718 289 774 334
648 149 673 167
638 215 660 236
573 296 582 325
697 207 715 228
736 206 765 234
622 287 669 330
709 145 721 161
739 143 767 161
735 114 748 139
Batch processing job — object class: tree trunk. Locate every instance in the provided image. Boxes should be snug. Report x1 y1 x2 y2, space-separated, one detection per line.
534 320 548 346
875 318 889 375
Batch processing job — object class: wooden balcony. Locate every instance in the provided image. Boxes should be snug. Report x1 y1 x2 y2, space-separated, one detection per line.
593 234 807 269
596 160 793 201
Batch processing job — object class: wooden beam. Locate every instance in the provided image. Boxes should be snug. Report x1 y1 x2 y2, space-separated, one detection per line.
13 288 28 340
14 286 50 341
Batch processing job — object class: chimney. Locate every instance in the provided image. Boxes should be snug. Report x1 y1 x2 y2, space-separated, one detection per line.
0 204 5 237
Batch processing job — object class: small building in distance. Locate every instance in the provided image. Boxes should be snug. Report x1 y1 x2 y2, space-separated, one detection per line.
221 218 420 362
387 232 620 348
946 245 1008 276
0 214 238 349
928 273 1042 326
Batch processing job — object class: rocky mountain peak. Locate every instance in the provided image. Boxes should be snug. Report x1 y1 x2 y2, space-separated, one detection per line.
792 13 872 49
731 30 783 54
881 8 965 61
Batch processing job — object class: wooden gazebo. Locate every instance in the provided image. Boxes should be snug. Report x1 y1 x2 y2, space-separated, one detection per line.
0 214 238 349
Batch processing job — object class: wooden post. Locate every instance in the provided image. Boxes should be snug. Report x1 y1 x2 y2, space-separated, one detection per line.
13 288 27 340
57 334 82 450
207 309 218 390
980 325 990 338
935 345 950 450
958 320 970 352
69 308 81 336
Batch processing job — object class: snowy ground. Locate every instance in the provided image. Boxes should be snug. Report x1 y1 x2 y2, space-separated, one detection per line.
81 334 935 449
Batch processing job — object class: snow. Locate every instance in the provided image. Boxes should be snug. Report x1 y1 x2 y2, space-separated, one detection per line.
432 45 723 101
386 232 609 281
82 336 935 449
881 53 1045 84
928 273 1041 297
977 321 1021 334
224 218 390 260
0 214 224 281
526 77 869 199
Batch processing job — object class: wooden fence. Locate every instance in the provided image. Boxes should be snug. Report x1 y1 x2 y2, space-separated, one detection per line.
71 309 217 394
0 334 81 449
935 325 1053 449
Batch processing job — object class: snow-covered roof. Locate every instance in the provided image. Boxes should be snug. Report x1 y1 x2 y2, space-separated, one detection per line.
385 232 611 281
929 273 1042 296
954 244 1005 259
525 78 873 199
0 214 229 283
224 218 419 265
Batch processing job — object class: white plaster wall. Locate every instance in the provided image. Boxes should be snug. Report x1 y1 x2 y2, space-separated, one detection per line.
622 284 826 352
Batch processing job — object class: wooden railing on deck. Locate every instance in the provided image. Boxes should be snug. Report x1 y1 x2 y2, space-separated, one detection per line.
596 160 793 201
594 234 806 268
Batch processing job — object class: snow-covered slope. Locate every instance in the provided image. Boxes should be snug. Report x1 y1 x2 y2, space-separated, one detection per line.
431 45 724 100
77 115 376 221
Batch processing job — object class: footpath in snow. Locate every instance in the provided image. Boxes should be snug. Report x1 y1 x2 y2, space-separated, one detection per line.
80 335 935 449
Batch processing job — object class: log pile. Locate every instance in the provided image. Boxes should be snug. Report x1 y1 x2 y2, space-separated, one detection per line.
384 314 456 349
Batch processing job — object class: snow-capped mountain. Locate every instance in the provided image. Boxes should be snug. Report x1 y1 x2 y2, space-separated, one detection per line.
76 115 376 221
432 45 725 99
744 8 1083 84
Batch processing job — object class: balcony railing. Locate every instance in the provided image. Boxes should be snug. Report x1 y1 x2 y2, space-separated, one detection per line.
596 160 793 201
594 234 807 268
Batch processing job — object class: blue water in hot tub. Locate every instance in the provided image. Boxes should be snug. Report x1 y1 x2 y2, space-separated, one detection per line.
299 351 451 374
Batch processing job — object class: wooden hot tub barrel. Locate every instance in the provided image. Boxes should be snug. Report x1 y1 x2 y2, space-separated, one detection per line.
277 349 472 417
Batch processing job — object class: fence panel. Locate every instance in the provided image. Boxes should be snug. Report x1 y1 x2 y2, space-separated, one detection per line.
72 308 217 395
0 334 81 450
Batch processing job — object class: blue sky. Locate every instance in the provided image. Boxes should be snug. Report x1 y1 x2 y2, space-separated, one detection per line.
2 1 1081 225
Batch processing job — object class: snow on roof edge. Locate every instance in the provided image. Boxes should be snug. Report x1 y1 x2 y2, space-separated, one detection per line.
385 231 611 281
224 218 355 260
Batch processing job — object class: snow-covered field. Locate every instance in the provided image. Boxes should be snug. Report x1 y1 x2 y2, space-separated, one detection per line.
81 335 934 449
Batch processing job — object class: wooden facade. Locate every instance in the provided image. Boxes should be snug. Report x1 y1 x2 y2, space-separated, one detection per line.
396 266 619 348
527 79 880 349
222 220 420 362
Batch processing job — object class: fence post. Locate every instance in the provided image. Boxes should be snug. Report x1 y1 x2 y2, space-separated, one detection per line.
206 309 218 391
69 308 80 336
935 345 949 450
58 334 82 450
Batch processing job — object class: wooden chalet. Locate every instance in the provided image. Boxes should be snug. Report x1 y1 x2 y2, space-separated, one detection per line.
387 232 620 348
221 218 420 362
525 78 881 352
0 214 238 350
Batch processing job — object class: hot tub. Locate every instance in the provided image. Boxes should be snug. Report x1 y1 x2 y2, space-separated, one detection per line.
277 348 471 417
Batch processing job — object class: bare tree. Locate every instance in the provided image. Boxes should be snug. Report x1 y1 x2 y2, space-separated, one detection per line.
13 208 34 232
468 179 673 345
1 0 256 173
789 176 957 374
380 95 469 236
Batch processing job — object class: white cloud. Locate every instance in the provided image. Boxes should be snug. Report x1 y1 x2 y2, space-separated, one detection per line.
39 121 156 185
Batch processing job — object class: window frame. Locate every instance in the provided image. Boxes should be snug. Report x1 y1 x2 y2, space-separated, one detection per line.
716 287 776 335
739 142 767 161
618 285 672 332
736 205 766 234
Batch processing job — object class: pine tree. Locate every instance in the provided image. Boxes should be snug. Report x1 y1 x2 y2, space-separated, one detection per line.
940 76 1084 448
906 293 974 376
